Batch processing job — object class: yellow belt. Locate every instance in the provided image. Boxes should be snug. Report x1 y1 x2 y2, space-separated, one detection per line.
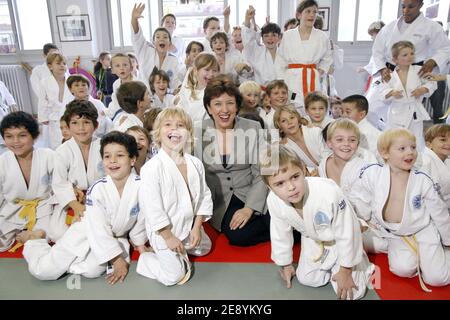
8 199 41 253
401 235 432 293
313 241 335 263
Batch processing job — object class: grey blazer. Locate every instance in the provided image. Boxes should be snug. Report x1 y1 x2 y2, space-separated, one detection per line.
194 117 269 231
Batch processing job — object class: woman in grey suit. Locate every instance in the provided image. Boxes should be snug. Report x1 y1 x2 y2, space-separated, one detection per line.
194 75 270 247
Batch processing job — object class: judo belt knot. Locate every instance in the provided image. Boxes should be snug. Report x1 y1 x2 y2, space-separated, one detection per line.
9 198 41 253
313 240 335 263
401 235 432 293
288 63 317 99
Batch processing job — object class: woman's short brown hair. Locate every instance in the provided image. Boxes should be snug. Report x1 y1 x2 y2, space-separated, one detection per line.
296 0 319 15
203 74 243 116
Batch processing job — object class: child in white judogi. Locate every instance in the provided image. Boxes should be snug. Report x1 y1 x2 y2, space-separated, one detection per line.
177 41 205 84
275 2 333 108
0 81 17 111
29 44 70 99
106 54 137 121
0 112 62 252
149 69 175 109
200 9 231 54
114 81 151 132
348 128 450 290
380 41 437 151
241 6 281 87
421 124 450 209
341 95 382 158
161 13 186 64
318 119 381 253
19 132 147 282
0 82 16 155
211 32 253 84
176 53 219 126
137 108 213 286
304 91 333 129
319 119 377 188
131 4 180 90
52 101 105 239
274 104 328 175
66 75 113 139
261 146 375 300
37 53 74 150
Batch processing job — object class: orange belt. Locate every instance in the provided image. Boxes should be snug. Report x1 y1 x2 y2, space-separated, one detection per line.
288 64 317 98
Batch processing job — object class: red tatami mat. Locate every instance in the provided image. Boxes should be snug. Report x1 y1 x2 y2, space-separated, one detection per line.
368 253 450 300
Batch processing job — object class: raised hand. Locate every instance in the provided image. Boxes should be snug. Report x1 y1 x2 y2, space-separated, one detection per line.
132 3 145 21
131 3 146 33
223 5 231 17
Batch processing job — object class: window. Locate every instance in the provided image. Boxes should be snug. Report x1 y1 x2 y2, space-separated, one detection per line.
0 0 52 54
109 0 279 48
423 0 449 31
162 0 225 44
338 0 400 42
0 0 15 53
15 0 52 50
229 0 279 29
109 0 156 48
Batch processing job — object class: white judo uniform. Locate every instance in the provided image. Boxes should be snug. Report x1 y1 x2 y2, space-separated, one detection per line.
358 118 382 156
318 151 377 191
171 35 186 64
283 126 328 173
420 147 450 209
348 164 450 287
201 38 213 53
259 108 276 131
0 148 63 251
319 151 383 253
0 83 14 154
215 49 252 84
52 138 104 239
0 81 16 107
267 178 375 300
105 74 140 121
113 113 143 133
137 149 213 286
380 65 436 151
275 27 333 107
176 78 208 127
132 25 180 90
37 76 74 150
152 93 175 109
22 173 146 281
241 26 277 87
30 63 71 98
305 115 333 129
372 13 450 75
88 96 113 138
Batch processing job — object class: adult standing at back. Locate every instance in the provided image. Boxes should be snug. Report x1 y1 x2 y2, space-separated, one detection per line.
372 0 450 83
275 0 333 109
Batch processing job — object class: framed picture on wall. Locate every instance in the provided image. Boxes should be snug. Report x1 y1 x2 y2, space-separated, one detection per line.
318 7 330 31
57 14 92 42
